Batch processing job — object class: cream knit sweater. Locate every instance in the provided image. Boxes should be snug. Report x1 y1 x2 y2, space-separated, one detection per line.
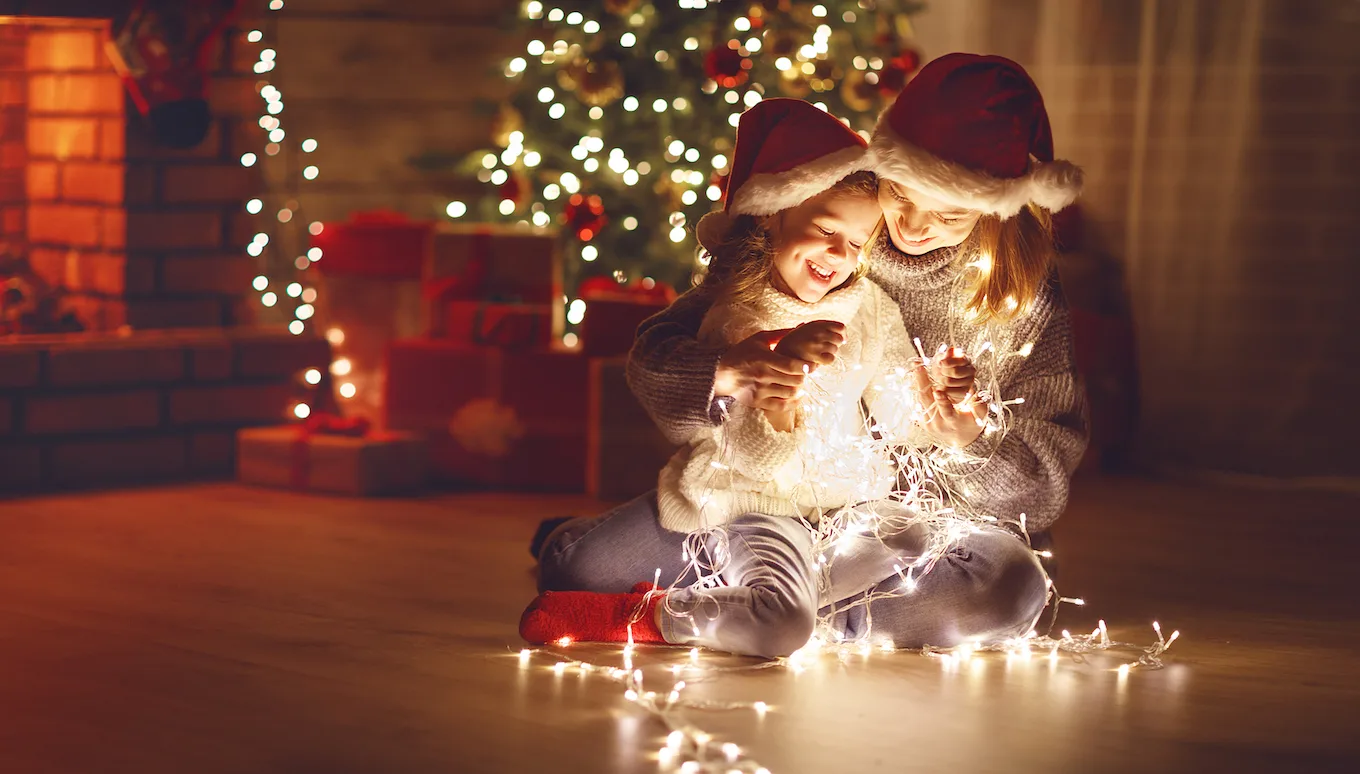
655 279 915 533
630 233 1089 534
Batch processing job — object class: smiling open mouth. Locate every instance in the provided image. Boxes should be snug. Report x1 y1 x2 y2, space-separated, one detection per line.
808 260 835 282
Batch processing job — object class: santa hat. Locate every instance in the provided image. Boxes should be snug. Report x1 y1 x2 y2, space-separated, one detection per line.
869 53 1082 219
697 98 869 250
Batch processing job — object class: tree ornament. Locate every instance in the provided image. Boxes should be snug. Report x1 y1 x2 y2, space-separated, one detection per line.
604 0 641 16
500 170 530 206
106 0 242 149
704 43 751 89
778 68 812 98
564 194 608 241
572 58 626 107
878 48 923 95
841 69 878 112
491 104 524 147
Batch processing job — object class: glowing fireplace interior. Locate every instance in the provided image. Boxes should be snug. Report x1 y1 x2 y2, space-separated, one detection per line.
1 16 126 334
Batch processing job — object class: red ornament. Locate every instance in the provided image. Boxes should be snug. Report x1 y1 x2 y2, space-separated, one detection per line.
896 47 923 74
704 43 750 89
499 171 525 205
878 48 923 95
563 193 607 241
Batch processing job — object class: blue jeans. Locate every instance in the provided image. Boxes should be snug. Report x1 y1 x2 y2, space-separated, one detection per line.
538 491 1049 658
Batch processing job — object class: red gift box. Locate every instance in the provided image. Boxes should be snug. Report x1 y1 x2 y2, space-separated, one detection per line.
444 301 555 349
577 278 676 357
236 423 427 496
384 338 589 491
311 210 435 280
587 357 677 501
427 223 561 304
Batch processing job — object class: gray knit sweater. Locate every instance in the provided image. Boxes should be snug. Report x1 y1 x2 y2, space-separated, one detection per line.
626 231 1090 532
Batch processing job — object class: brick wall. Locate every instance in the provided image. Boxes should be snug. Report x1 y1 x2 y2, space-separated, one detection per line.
0 329 329 493
122 5 265 330
0 12 265 332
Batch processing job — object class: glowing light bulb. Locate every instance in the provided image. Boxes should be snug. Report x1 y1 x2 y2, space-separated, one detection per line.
331 358 352 376
652 98 667 112
581 245 598 262
620 32 635 47
308 247 322 262
623 96 638 111
446 201 467 218
548 103 565 119
303 368 321 385
293 402 310 419
240 153 257 167
303 165 319 180
247 30 262 42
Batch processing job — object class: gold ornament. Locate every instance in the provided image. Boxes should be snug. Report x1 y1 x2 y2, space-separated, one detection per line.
841 69 877 112
490 104 523 146
778 68 811 98
576 59 625 107
560 56 625 107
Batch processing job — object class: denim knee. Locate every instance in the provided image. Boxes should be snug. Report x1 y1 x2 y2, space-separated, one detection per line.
745 587 817 658
536 517 595 592
958 529 1049 640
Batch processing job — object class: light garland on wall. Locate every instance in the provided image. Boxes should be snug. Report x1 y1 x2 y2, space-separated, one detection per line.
243 0 352 420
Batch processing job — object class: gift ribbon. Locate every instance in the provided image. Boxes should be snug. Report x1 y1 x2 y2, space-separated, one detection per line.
288 414 374 488
471 303 546 350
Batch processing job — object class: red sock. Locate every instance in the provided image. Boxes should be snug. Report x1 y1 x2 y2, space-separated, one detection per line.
519 583 666 645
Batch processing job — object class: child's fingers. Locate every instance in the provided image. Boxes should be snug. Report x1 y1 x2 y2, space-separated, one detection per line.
933 389 958 420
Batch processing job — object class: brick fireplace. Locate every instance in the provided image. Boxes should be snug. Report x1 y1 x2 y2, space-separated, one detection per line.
1 11 329 495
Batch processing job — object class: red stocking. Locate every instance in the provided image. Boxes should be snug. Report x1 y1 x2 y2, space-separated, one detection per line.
520 583 667 645
106 0 243 149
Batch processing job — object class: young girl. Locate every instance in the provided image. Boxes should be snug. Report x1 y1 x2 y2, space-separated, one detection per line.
523 98 1048 658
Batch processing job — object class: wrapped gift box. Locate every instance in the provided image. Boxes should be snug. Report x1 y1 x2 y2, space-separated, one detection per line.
577 277 676 357
578 295 671 357
237 426 427 496
587 357 678 501
312 210 434 280
444 301 555 349
427 223 562 304
385 338 589 491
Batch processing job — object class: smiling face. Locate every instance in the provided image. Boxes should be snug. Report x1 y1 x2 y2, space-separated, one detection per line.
765 188 881 304
877 180 984 256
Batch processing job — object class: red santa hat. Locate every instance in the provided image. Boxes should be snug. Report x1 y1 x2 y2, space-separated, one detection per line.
698 98 869 250
869 53 1082 219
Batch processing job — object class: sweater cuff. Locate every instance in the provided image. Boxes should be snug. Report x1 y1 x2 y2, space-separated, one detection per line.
959 426 1002 462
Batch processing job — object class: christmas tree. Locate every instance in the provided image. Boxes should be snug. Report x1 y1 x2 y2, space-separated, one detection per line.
453 0 924 326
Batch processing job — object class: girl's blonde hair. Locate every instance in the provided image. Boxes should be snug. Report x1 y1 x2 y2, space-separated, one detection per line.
699 171 879 308
961 202 1055 322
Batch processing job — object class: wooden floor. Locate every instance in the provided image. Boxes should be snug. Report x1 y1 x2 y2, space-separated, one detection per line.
1 474 1357 774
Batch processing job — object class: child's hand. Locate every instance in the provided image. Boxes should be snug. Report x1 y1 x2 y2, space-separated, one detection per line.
932 347 977 403
774 320 845 369
911 358 985 449
715 329 808 412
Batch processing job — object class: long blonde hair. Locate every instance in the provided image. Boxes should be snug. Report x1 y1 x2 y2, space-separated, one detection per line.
961 202 1055 322
699 171 879 309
